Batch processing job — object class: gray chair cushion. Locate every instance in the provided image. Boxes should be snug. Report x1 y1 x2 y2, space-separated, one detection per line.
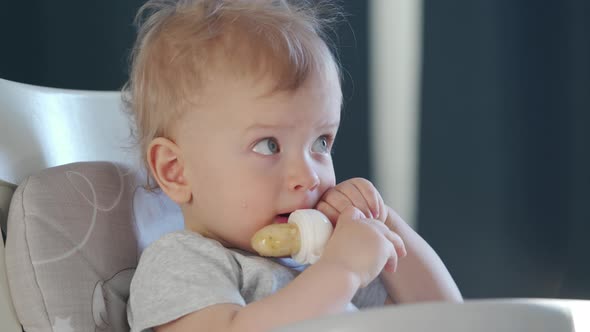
5 161 182 332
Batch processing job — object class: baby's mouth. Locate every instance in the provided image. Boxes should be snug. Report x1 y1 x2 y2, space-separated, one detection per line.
274 213 291 224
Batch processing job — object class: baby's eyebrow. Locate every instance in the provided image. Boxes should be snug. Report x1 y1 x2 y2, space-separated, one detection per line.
245 121 339 132
245 123 296 132
317 120 340 130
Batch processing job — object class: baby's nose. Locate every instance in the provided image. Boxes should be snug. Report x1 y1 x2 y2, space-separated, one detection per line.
287 160 320 192
290 173 320 192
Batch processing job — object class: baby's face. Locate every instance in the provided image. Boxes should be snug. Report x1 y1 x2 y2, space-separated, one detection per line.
174 71 341 252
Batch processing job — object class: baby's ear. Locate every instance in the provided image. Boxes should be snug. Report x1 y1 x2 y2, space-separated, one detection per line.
147 137 192 204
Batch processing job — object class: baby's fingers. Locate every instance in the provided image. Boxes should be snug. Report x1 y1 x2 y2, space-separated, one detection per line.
348 178 382 220
334 182 373 219
382 242 398 273
315 200 340 226
378 224 407 273
386 228 407 259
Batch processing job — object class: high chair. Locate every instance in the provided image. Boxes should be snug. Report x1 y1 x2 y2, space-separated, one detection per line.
0 78 183 331
0 78 587 332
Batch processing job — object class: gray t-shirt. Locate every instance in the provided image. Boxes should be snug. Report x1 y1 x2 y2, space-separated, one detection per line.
127 230 387 332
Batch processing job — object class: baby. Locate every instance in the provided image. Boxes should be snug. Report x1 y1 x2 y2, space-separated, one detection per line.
124 1 462 331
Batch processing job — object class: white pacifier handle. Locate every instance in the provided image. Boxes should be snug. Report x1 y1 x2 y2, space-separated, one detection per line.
289 209 333 264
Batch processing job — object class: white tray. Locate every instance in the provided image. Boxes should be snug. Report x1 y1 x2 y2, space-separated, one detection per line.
275 299 589 332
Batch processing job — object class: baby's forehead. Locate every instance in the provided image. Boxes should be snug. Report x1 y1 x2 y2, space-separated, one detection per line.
195 66 342 113
170 72 341 149
180 71 338 117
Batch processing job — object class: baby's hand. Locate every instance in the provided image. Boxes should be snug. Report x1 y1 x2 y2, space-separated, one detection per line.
319 206 404 288
316 178 406 273
317 178 388 224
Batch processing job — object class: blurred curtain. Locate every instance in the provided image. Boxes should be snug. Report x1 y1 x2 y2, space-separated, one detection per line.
419 1 589 299
0 1 143 90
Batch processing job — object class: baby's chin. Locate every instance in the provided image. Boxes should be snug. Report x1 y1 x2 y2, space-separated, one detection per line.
227 243 260 255
218 235 259 254
197 230 237 249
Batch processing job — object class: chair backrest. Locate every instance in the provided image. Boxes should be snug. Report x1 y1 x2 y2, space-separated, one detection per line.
0 79 182 332
0 78 133 332
0 78 138 186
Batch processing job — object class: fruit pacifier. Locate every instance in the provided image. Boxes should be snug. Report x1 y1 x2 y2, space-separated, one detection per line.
251 209 333 265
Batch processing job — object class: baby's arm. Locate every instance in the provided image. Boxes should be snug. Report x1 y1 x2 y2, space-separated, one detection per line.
156 207 398 332
380 206 462 303
317 178 462 304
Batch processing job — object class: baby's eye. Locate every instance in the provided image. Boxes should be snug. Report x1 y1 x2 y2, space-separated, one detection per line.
253 137 280 155
311 135 330 153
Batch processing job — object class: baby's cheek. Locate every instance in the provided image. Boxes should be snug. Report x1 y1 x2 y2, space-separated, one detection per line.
318 183 334 202
321 170 336 190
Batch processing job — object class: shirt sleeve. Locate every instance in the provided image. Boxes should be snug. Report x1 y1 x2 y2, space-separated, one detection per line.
127 232 244 332
351 277 388 309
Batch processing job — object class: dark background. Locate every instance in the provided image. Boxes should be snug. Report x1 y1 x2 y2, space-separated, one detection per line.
419 0 589 299
1 1 588 299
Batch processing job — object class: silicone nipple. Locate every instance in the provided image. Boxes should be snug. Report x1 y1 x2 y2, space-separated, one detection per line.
251 209 333 264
